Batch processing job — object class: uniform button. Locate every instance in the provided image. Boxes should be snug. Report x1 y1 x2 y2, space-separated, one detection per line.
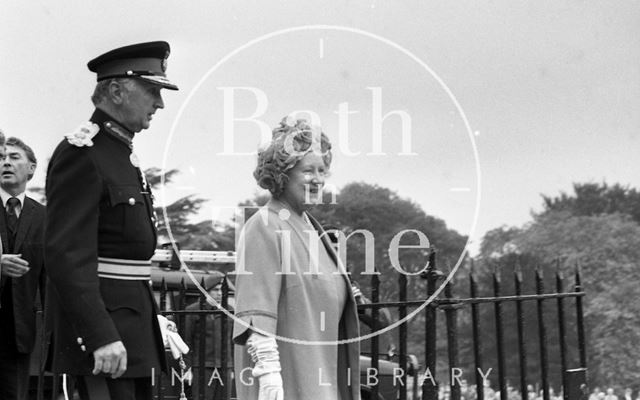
106 122 112 128
128 197 136 205
80 345 86 352
77 337 83 345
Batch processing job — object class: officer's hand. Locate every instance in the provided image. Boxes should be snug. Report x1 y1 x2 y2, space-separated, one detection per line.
93 340 127 379
0 254 29 278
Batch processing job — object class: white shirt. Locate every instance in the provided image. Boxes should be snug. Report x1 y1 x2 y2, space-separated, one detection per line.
0 187 26 218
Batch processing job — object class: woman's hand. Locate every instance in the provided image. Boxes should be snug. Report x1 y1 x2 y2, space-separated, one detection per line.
258 371 283 400
248 333 284 399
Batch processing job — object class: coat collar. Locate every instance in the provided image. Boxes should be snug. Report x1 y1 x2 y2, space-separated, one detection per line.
265 198 351 279
90 108 135 149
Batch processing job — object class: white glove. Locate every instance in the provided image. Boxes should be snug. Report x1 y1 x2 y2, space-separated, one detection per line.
258 372 284 400
157 315 190 359
247 333 283 400
166 330 190 359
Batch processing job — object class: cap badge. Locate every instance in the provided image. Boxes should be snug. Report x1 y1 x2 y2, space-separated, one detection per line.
161 52 169 72
65 122 99 147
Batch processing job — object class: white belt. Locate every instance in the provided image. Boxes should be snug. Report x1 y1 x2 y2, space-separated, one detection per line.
97 257 152 280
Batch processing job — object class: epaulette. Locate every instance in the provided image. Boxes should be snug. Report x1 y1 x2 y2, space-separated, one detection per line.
65 122 99 147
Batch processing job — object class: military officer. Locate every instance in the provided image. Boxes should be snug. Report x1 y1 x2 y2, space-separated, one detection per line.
45 41 178 399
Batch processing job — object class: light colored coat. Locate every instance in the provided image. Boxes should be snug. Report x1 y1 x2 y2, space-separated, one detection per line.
233 199 361 400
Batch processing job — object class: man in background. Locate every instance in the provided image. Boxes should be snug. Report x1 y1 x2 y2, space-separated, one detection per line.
0 134 46 400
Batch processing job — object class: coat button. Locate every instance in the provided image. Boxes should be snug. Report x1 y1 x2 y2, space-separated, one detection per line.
77 337 83 345
128 197 136 205
80 345 86 352
106 122 112 128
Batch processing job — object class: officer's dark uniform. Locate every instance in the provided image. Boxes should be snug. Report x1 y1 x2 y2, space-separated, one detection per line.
44 42 178 398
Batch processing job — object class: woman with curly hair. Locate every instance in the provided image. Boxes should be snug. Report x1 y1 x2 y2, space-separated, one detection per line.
233 116 361 400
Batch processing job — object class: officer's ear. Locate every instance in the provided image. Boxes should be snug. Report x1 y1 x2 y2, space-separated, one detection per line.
107 80 128 105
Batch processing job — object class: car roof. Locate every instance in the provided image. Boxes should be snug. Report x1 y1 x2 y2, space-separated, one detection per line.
151 265 233 292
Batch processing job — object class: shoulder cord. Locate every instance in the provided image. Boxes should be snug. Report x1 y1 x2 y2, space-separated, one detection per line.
178 354 188 400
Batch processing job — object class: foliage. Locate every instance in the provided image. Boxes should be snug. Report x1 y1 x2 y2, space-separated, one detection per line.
312 182 467 299
513 211 640 387
477 225 522 261
541 182 640 224
474 182 640 389
146 168 235 251
145 167 180 189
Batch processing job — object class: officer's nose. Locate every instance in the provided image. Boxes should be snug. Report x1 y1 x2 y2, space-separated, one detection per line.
155 93 164 110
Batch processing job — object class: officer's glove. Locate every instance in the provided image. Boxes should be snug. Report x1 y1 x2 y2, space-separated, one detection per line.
157 315 190 359
247 333 283 400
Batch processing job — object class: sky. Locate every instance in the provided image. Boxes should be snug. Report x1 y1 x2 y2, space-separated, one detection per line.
1 1 639 257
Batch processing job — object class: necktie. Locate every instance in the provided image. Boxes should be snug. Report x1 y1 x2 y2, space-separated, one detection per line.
0 199 18 308
6 197 19 252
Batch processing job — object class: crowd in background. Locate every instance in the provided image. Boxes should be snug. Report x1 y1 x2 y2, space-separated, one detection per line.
410 379 640 400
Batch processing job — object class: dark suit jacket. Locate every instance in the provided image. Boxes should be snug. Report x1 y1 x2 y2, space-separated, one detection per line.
45 108 165 377
0 196 46 354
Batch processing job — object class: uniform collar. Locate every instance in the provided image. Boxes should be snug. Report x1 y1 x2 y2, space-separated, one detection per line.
90 108 135 149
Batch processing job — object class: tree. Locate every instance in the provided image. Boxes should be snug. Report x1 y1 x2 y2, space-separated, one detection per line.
476 182 640 388
146 168 235 251
477 225 522 261
312 182 467 299
541 182 640 224
515 211 640 387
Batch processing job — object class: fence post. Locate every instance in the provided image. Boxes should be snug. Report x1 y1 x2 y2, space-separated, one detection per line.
157 278 168 399
469 261 484 400
574 264 587 369
178 278 187 336
370 273 380 400
422 249 440 400
514 260 528 400
493 267 507 400
160 278 167 311
536 267 550 400
556 261 569 400
399 272 408 400
197 278 206 400
445 272 460 400
220 275 230 400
